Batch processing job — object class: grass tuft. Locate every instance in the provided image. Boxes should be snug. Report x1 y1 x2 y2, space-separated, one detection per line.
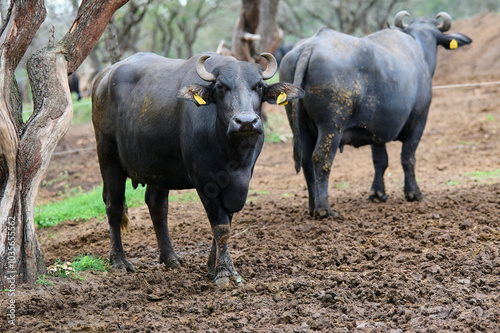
71 254 110 272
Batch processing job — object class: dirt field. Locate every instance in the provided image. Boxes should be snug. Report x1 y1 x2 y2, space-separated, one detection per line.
4 12 500 333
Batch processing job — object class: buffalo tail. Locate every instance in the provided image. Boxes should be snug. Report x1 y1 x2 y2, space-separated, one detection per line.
290 44 313 173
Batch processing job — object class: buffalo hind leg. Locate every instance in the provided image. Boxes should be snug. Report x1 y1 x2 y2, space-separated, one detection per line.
102 166 135 272
299 125 321 216
145 186 181 268
369 144 389 202
310 130 341 218
401 136 425 201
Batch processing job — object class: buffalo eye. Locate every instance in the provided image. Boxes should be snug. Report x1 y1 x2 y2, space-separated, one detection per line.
216 82 226 94
255 82 264 91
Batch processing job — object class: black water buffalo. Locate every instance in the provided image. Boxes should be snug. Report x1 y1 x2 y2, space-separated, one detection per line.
92 52 303 285
68 73 82 100
279 11 472 218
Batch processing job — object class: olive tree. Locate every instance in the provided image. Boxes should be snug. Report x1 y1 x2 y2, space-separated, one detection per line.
0 0 129 288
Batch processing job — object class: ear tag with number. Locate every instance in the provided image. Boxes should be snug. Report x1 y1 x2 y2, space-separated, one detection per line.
449 39 458 49
194 93 206 106
277 92 288 106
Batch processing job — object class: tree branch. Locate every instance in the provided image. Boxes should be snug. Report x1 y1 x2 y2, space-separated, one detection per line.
60 0 130 73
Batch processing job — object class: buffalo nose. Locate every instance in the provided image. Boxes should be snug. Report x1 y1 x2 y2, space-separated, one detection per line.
229 113 262 135
234 114 260 131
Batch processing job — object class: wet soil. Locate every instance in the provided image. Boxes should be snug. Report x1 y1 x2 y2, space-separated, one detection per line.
3 12 500 333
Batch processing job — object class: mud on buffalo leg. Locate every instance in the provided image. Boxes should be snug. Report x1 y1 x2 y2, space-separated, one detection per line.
202 202 241 286
310 126 342 218
101 160 135 272
145 186 181 268
369 144 389 202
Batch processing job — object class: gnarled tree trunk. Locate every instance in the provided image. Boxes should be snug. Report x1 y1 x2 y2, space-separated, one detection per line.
0 0 129 288
231 0 260 62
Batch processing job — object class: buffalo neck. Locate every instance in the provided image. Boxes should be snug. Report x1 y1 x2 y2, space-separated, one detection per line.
408 29 439 77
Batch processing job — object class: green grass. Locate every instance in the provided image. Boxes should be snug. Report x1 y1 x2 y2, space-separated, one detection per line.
71 254 110 272
264 111 291 143
35 274 54 286
22 95 92 124
35 180 199 228
37 254 110 285
446 168 500 186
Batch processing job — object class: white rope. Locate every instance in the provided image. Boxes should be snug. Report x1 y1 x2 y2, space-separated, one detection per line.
433 80 500 89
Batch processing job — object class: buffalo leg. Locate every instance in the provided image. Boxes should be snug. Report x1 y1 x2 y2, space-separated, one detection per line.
401 134 425 201
299 124 319 216
310 129 341 218
145 186 181 268
101 162 135 272
201 198 241 286
369 144 389 202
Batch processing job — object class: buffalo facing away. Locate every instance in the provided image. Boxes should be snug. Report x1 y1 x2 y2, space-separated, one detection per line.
92 52 304 286
279 11 472 218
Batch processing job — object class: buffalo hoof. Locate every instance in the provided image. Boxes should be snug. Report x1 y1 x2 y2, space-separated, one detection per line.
368 189 388 202
214 274 244 288
110 253 135 272
313 207 339 219
160 253 182 269
405 191 426 202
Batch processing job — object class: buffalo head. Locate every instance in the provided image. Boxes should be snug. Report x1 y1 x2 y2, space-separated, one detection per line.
394 11 471 50
178 53 304 137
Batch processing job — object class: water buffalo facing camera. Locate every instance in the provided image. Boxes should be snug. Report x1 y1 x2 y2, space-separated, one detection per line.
91 52 304 286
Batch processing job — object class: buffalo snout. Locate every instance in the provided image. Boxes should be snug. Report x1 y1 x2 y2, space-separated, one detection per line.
228 113 263 135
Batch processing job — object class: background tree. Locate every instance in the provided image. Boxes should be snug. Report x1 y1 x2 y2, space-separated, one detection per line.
0 0 129 288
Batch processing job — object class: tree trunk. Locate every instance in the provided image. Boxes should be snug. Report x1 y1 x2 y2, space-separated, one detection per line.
256 0 282 55
0 0 129 289
231 0 260 62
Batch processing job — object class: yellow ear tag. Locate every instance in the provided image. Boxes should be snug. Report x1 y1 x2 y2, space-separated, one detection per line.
449 39 458 49
194 93 206 106
277 92 288 106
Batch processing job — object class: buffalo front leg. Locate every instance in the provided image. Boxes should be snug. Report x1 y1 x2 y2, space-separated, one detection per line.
145 186 181 269
201 201 241 287
369 144 389 202
207 223 242 287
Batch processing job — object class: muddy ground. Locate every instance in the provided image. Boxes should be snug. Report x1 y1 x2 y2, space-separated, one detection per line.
3 12 500 333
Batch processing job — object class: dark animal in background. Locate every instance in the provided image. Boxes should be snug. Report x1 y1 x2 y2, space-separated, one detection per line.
279 11 472 218
91 52 304 285
68 73 82 101
273 42 295 67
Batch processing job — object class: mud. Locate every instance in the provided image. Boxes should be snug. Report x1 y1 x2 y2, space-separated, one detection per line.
3 12 500 333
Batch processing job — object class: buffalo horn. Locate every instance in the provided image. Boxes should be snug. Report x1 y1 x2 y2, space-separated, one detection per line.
435 12 452 32
196 55 216 82
394 10 410 29
260 52 278 80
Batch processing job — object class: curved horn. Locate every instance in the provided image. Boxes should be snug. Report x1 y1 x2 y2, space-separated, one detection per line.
260 52 278 80
394 10 410 29
435 12 452 32
196 55 216 82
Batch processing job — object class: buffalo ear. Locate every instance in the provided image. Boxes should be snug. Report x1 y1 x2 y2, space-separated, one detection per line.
177 84 212 106
437 33 472 50
264 82 305 105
